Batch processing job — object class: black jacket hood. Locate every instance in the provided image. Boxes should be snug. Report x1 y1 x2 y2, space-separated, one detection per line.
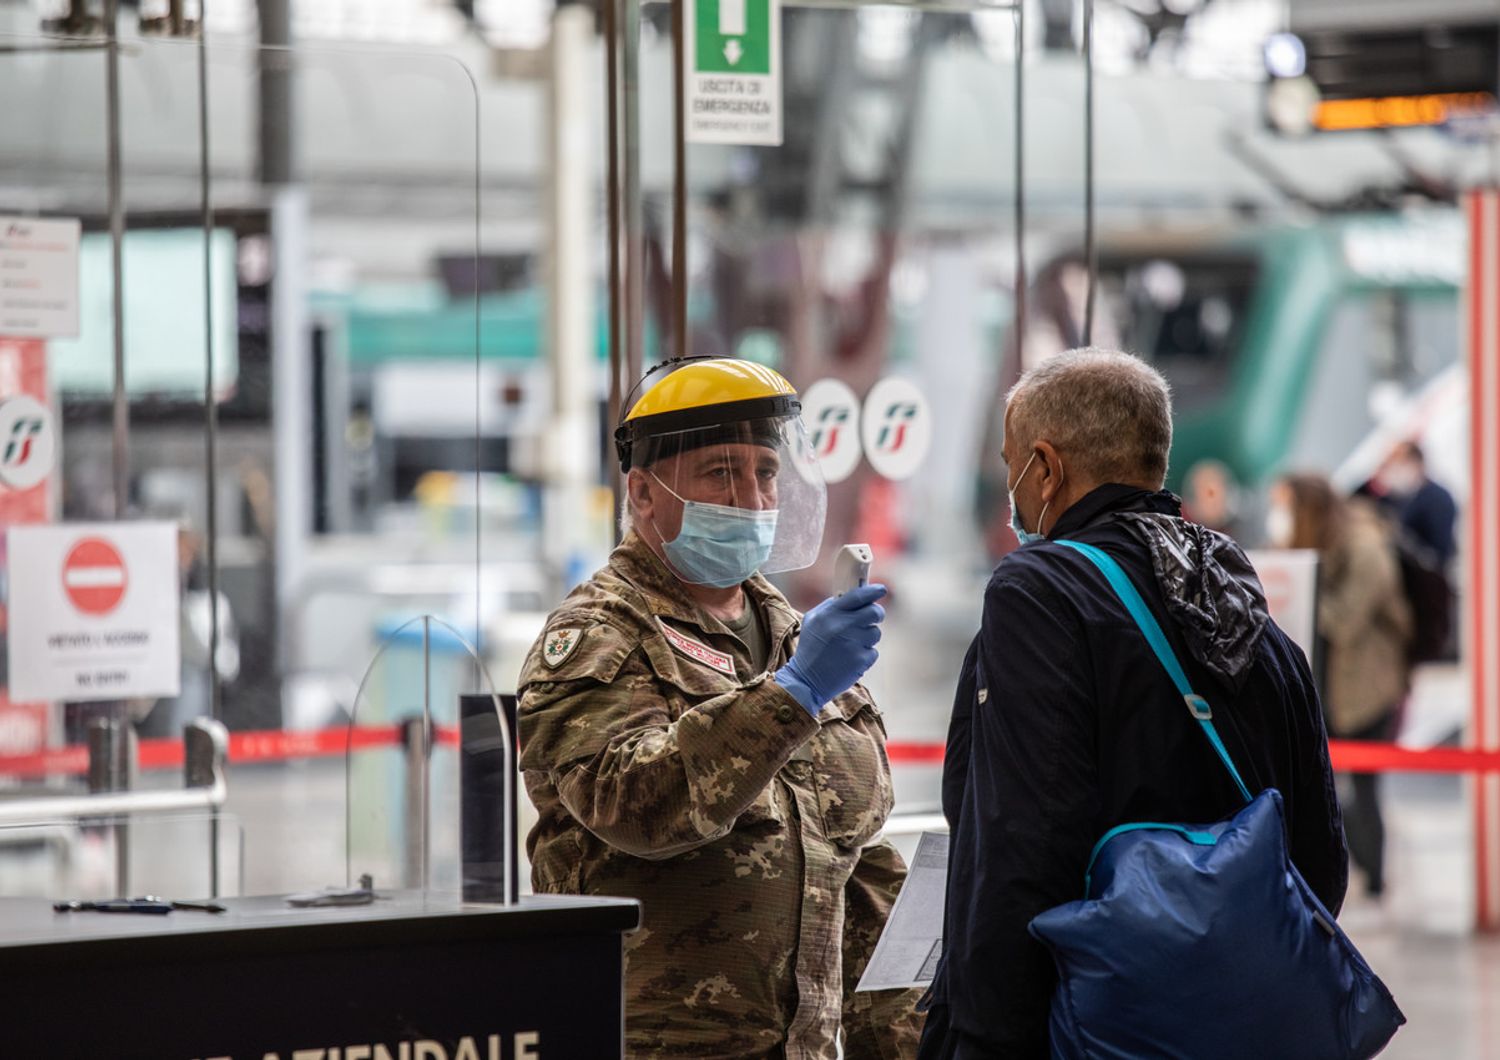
1117 509 1270 690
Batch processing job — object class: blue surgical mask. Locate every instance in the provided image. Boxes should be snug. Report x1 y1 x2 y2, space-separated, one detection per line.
1008 451 1049 546
651 473 779 588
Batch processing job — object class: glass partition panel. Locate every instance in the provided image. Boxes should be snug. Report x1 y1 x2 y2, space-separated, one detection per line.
629 1 1026 819
0 31 115 779
199 38 487 897
345 618 515 901
0 25 487 902
0 31 200 901
0 813 243 901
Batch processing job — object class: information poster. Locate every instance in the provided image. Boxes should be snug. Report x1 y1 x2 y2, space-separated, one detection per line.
0 216 80 339
7 522 181 702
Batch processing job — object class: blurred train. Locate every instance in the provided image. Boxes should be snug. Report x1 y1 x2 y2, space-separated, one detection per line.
973 209 1467 552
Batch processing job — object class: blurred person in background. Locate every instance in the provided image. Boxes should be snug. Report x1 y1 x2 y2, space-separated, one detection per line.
517 358 922 1059
1374 441 1458 571
1266 473 1411 898
136 522 238 739
1182 458 1248 542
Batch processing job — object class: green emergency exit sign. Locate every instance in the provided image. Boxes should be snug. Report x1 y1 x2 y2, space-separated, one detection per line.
695 0 771 75
685 0 781 145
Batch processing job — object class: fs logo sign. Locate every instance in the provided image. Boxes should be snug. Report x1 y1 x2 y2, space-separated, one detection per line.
860 377 930 481
872 401 920 454
4 417 45 467
793 376 931 483
812 405 852 458
797 379 862 483
0 396 54 491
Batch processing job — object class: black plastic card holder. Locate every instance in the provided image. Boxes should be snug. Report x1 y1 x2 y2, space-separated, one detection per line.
460 692 520 903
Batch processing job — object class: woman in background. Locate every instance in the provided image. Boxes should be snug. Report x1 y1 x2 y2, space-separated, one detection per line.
1267 472 1411 898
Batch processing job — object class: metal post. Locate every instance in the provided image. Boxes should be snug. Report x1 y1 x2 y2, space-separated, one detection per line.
399 713 428 890
87 717 136 896
259 0 309 671
1081 0 1096 347
671 0 689 357
544 4 602 586
257 0 293 186
604 0 625 528
1012 0 1026 357
197 4 221 724
104 0 129 516
272 188 311 667
422 618 431 889
1465 188 1500 931
623 0 645 382
184 718 230 897
473 54 484 663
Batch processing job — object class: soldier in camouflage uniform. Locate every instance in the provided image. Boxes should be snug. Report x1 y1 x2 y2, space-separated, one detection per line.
518 359 923 1058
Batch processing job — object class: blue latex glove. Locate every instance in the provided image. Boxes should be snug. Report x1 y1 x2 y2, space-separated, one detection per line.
774 584 887 716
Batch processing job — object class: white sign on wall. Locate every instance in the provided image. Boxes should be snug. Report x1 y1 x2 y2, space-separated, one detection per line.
685 0 783 145
7 522 181 702
1246 548 1320 664
861 376 932 481
799 378 863 484
0 216 80 339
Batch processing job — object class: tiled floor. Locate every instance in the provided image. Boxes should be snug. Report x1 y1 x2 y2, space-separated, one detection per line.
1342 899 1500 1059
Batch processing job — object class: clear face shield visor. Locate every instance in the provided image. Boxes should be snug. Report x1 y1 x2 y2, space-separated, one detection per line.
631 416 827 586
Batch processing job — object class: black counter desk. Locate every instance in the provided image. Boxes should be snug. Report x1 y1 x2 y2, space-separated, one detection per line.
0 891 640 1059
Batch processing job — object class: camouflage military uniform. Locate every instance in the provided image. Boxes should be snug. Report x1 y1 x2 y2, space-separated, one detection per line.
519 532 923 1059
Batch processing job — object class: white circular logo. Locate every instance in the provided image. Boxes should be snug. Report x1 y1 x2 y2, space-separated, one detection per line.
798 378 863 484
0 395 54 491
860 376 931 481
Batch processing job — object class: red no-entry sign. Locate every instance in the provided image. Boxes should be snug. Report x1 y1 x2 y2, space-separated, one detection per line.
62 538 128 616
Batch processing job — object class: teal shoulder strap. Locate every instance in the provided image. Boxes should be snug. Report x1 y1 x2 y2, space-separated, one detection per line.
1056 539 1253 804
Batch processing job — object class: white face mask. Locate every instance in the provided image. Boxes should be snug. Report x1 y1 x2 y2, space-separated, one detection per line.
1381 462 1422 497
1008 451 1044 546
1265 504 1294 548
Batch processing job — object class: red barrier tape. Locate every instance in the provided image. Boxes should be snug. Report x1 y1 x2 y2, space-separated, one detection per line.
0 724 462 779
0 731 1492 778
885 739 1500 775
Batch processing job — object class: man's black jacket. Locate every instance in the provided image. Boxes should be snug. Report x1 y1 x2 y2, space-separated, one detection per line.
921 485 1348 1059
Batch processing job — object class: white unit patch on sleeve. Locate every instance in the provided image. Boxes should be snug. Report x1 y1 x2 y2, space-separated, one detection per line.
659 620 737 677
542 627 584 668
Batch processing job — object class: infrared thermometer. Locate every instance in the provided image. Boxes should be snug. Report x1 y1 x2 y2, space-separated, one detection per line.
833 543 874 596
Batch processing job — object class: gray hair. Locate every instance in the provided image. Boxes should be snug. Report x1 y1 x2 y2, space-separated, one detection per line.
1006 348 1173 487
620 493 636 537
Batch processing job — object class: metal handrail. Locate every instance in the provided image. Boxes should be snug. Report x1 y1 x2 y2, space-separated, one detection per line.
0 719 228 828
0 779 226 827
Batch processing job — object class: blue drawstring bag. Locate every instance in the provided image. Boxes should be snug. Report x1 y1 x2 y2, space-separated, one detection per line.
1028 540 1405 1060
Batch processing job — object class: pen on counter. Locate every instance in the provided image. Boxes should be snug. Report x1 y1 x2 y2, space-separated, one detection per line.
170 900 227 913
53 897 226 914
54 898 172 914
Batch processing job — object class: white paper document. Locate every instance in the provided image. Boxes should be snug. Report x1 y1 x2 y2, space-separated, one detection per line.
856 831 948 992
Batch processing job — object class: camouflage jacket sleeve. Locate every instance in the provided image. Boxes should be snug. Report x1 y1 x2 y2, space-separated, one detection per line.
519 620 820 860
840 838 926 1059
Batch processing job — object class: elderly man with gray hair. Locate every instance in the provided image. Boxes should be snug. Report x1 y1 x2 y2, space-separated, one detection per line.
917 349 1347 1058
